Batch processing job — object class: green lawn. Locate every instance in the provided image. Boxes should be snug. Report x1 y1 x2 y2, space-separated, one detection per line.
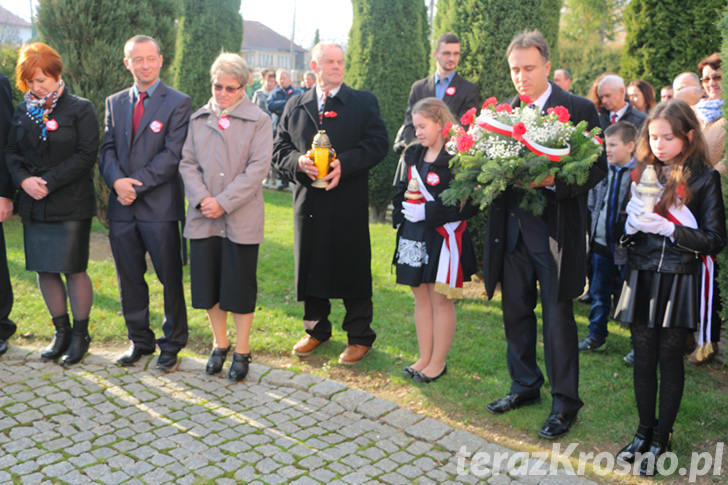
5 189 727 481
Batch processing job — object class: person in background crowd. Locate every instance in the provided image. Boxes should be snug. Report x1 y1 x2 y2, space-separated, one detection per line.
252 69 275 116
614 100 725 476
272 42 388 365
302 71 316 91
99 35 190 371
673 72 704 106
660 85 674 102
627 79 656 113
0 73 16 357
392 97 476 383
553 68 572 92
267 70 300 190
179 53 272 381
587 72 616 112
399 33 479 148
483 30 606 440
580 121 637 354
696 52 725 174
597 74 646 131
5 43 98 366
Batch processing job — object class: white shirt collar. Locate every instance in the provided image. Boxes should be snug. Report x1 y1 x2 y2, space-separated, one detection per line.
611 102 629 121
316 85 342 108
531 83 553 110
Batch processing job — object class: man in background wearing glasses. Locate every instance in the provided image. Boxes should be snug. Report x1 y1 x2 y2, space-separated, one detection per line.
99 35 191 372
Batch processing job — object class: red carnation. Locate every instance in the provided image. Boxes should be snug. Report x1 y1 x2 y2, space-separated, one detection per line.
456 133 475 153
460 107 477 126
495 103 513 114
482 97 498 110
677 184 687 199
454 125 466 136
442 121 452 138
512 122 527 140
323 111 338 118
519 94 533 104
552 105 570 123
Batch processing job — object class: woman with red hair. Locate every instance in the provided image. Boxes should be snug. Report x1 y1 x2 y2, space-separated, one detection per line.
5 42 99 366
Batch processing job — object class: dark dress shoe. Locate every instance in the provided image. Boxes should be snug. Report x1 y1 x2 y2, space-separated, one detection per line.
538 411 578 439
41 315 72 361
116 344 154 367
413 364 447 383
402 366 416 378
639 436 672 476
156 351 178 371
0 339 7 357
206 345 231 375
486 391 540 415
228 353 251 382
617 426 653 464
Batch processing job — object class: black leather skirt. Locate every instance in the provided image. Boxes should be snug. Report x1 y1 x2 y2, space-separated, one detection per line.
613 268 699 330
23 219 92 273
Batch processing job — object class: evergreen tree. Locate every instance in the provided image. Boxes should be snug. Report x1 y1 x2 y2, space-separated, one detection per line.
313 28 320 46
35 0 179 224
621 0 722 89
447 0 562 102
346 0 430 219
715 4 728 323
172 0 243 110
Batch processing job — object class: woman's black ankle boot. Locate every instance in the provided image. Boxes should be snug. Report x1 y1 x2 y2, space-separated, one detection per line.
206 345 231 375
60 319 91 366
639 432 672 476
41 314 71 361
228 353 251 382
617 424 653 464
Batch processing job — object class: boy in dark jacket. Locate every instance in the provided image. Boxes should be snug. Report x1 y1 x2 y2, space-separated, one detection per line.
579 121 638 354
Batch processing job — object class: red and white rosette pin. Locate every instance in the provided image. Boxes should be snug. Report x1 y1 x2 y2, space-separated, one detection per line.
426 172 440 186
149 120 163 133
445 86 456 96
218 116 230 130
45 119 58 131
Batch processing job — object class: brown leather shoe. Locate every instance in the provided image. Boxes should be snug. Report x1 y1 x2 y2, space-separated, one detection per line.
292 335 323 356
338 344 371 365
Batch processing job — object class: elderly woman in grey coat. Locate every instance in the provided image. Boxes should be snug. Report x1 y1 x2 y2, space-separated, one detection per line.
179 52 272 381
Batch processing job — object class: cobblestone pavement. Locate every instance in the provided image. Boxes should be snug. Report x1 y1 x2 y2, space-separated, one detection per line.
0 346 598 484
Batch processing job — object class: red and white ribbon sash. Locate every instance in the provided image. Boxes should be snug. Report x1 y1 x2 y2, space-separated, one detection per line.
477 115 571 162
664 204 714 347
409 166 466 294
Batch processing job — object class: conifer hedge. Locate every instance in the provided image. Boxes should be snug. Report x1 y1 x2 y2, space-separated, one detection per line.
346 0 430 219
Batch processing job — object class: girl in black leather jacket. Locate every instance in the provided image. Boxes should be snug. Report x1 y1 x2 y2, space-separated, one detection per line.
613 100 726 475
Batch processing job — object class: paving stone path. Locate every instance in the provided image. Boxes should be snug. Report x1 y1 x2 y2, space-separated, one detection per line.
0 346 598 484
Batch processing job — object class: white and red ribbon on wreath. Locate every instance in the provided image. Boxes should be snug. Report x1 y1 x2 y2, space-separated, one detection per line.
409 166 466 299
664 204 715 349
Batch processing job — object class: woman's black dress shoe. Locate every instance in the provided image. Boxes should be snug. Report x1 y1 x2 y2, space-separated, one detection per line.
228 353 251 381
639 435 672 476
413 364 447 383
617 426 652 464
206 345 231 375
402 366 416 378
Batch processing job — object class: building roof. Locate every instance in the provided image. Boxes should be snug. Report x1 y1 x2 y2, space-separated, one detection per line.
0 6 31 27
242 20 305 54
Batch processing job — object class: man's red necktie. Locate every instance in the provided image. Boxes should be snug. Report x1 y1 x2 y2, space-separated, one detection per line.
610 113 617 124
132 91 148 141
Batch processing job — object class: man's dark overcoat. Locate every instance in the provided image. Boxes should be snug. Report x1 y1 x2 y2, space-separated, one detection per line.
272 84 388 301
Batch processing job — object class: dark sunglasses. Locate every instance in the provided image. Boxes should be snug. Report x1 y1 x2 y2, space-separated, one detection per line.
702 74 722 83
213 83 242 93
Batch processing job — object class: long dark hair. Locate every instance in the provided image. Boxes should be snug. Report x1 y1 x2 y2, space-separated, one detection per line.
627 79 656 112
634 100 709 213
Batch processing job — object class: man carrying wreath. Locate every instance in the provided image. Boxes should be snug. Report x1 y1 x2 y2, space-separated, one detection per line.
272 42 388 365
483 30 607 439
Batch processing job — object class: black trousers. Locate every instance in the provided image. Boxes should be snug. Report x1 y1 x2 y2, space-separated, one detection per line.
304 296 376 346
501 235 583 414
109 220 188 353
0 223 15 340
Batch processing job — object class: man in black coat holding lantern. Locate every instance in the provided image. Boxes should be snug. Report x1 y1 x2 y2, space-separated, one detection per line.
272 42 388 365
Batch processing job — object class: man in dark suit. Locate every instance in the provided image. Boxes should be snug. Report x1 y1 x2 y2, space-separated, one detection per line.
483 30 607 439
0 73 15 357
272 42 388 365
99 35 191 370
597 74 646 131
400 33 479 147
